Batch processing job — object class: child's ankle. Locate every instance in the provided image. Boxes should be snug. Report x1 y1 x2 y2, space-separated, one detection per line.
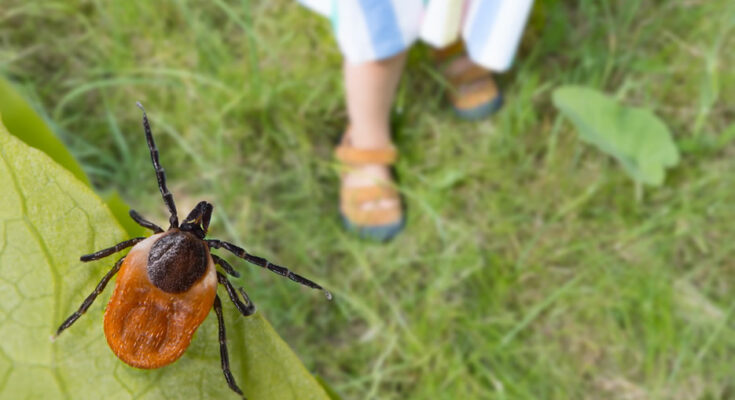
347 126 392 150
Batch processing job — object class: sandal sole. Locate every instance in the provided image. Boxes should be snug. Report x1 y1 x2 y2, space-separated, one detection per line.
453 92 504 121
340 213 405 242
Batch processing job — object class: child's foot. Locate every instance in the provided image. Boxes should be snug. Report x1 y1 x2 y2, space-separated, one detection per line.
336 134 404 241
445 56 503 119
435 43 503 120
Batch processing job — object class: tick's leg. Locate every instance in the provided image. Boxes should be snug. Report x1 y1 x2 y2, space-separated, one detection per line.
207 239 332 300
80 237 145 262
212 254 240 278
217 271 255 316
213 295 245 398
54 256 125 338
129 209 164 233
136 102 179 229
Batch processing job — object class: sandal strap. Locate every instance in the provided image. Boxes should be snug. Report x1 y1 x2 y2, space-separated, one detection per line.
451 77 499 109
341 185 397 204
340 186 402 226
433 41 491 87
445 63 491 87
342 205 403 226
433 40 465 64
335 145 397 165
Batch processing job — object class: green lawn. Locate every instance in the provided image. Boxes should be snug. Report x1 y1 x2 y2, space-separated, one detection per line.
2 1 734 399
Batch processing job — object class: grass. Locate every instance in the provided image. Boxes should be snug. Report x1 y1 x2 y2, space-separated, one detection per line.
2 0 735 398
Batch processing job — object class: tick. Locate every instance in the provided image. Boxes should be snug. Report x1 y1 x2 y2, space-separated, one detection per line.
54 103 331 398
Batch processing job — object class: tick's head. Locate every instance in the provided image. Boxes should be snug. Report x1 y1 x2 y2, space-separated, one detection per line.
179 201 213 239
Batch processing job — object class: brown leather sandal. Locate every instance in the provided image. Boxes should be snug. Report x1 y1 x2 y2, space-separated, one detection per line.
435 41 503 120
335 134 405 241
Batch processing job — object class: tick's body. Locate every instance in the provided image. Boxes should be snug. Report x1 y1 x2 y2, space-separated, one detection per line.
104 231 216 369
54 103 330 399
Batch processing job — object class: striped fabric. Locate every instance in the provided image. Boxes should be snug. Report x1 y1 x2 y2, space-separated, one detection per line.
298 0 534 72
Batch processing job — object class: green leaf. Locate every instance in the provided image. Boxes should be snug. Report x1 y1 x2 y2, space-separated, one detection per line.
315 376 344 400
0 120 331 399
101 190 146 238
0 76 143 237
552 85 680 186
0 76 89 186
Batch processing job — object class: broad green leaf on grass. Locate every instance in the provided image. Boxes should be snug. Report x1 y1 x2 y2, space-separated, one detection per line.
0 76 143 237
101 190 146 238
0 122 331 399
0 77 89 185
552 85 680 186
315 376 344 400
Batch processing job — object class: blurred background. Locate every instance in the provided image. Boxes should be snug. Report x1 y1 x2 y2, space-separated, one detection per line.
1 0 734 398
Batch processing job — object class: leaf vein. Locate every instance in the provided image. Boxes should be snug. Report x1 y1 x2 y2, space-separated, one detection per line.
0 145 71 400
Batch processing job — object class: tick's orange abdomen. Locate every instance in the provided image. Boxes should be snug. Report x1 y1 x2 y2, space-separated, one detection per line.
103 233 217 369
